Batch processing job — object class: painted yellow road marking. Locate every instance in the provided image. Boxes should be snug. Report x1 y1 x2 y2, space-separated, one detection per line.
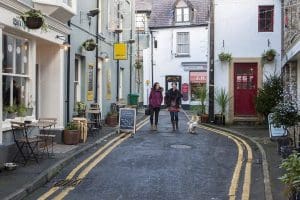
39 117 149 200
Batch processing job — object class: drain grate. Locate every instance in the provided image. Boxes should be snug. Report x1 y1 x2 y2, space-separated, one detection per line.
53 178 82 187
170 144 192 149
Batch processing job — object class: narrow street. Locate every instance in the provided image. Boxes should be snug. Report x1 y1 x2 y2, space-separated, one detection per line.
25 111 263 200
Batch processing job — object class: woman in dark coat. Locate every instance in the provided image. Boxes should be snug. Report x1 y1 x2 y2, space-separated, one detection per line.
149 82 163 131
165 82 183 131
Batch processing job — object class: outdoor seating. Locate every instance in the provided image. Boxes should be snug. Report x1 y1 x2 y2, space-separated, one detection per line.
36 118 57 157
11 121 42 165
72 117 88 143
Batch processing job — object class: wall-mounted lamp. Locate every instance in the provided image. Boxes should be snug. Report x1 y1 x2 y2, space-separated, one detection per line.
80 9 100 26
100 52 109 62
56 35 70 51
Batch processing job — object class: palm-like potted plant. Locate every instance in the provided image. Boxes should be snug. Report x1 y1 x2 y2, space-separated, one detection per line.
20 9 47 31
262 49 277 62
82 39 97 51
75 102 86 117
63 122 80 145
279 152 300 200
215 88 231 125
218 52 232 63
197 86 209 123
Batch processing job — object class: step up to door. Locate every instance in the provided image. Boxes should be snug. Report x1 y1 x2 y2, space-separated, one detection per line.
233 117 260 125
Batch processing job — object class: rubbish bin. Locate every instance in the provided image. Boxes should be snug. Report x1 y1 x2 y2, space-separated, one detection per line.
128 94 139 105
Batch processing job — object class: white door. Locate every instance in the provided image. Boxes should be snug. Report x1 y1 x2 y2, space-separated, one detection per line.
97 59 103 114
74 57 81 103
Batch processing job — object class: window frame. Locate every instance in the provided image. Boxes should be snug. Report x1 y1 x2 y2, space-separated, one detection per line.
176 32 190 56
176 7 190 23
258 5 274 32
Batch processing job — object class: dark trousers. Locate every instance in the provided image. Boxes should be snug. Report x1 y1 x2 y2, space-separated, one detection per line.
150 107 160 125
170 112 179 122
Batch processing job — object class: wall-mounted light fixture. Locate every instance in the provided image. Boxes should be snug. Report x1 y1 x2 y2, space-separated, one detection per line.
80 9 100 26
100 52 109 62
56 35 70 51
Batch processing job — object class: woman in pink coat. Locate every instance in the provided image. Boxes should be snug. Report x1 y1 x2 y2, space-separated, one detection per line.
149 82 163 131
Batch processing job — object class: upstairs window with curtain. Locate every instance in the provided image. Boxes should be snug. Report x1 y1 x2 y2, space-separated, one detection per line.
176 32 190 55
258 6 274 32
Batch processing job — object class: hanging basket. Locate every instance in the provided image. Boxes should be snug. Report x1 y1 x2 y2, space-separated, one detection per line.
82 39 97 51
23 16 43 29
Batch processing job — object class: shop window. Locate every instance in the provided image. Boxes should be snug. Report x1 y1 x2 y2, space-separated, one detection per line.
2 34 29 118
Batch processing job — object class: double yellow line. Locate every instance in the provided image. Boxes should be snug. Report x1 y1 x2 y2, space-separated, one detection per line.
38 118 149 200
199 125 253 200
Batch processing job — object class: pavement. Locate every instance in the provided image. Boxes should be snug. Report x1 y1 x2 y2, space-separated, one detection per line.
0 109 147 200
25 111 265 200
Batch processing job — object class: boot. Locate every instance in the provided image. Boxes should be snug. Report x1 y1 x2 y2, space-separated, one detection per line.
172 121 176 132
175 121 178 130
151 124 155 131
154 125 157 131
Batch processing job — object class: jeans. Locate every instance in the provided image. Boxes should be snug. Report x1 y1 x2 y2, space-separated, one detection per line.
150 107 160 125
170 111 179 122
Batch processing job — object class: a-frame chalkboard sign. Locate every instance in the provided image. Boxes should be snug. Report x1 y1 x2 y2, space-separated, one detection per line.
118 108 136 136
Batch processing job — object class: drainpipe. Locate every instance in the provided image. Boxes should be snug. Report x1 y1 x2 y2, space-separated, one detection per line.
208 0 215 122
95 0 99 103
66 20 71 123
129 1 133 94
150 30 154 86
116 2 120 102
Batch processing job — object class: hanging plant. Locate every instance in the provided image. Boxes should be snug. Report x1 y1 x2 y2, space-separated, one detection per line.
20 9 47 31
82 39 97 51
135 62 142 69
218 52 232 63
262 49 277 62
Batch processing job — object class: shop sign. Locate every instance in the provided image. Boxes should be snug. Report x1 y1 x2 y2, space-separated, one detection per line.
190 72 207 83
114 43 127 60
13 18 26 29
87 65 94 101
182 83 189 101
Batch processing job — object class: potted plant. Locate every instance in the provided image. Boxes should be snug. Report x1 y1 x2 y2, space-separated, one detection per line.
82 39 97 51
262 49 277 62
218 52 232 63
197 86 209 123
26 95 34 116
105 112 118 127
75 102 86 117
4 105 17 119
20 9 47 31
279 152 300 200
63 122 80 145
17 104 27 117
215 88 231 125
135 62 142 70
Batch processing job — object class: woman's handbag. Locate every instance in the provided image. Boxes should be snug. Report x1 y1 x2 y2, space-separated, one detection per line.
145 107 151 115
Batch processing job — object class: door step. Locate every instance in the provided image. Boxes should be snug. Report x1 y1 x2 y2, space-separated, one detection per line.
233 117 260 125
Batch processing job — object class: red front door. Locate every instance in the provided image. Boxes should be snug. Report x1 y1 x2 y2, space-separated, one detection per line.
234 63 258 116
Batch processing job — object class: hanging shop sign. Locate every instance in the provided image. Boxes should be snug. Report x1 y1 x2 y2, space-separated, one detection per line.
87 65 94 101
114 43 127 60
182 83 189 101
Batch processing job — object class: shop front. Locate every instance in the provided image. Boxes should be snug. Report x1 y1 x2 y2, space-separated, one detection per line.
189 71 207 104
0 1 71 149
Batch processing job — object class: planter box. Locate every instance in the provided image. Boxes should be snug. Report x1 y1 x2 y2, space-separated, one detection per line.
105 115 118 127
63 130 80 145
214 114 225 125
26 108 33 116
200 114 209 123
7 112 17 119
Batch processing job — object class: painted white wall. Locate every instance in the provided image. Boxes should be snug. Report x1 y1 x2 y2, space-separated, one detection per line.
143 26 208 105
37 44 65 127
213 0 282 115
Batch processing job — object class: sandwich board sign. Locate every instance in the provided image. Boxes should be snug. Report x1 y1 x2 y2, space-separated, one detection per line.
268 113 287 138
119 108 136 135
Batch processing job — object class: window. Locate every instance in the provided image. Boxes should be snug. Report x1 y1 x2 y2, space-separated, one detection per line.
2 34 29 112
74 57 81 105
258 6 274 32
176 7 190 22
176 32 190 55
136 13 146 32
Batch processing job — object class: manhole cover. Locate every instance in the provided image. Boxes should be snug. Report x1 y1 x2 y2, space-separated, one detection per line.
170 144 192 149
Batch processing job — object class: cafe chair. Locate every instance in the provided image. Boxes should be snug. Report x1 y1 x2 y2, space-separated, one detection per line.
36 118 57 157
11 121 42 165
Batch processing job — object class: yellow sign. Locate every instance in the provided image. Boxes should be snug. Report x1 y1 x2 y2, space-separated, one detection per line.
87 91 94 101
114 43 127 60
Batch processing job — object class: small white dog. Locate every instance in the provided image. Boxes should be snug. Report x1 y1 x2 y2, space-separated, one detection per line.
187 115 198 134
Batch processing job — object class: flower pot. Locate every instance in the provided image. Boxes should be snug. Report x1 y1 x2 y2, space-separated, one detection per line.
7 112 17 119
85 44 96 51
26 108 33 116
63 130 80 145
105 115 118 127
214 114 225 125
22 16 43 29
200 114 209 123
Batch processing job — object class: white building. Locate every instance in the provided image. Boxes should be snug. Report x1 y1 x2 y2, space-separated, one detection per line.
0 0 76 147
213 0 282 123
143 0 209 108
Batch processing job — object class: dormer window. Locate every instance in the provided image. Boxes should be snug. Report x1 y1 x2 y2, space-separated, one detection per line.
176 7 190 22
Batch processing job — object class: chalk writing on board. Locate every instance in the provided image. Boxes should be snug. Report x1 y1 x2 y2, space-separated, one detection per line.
119 108 136 131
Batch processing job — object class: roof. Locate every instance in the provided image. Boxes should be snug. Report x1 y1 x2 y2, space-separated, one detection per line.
148 0 209 28
135 0 153 12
